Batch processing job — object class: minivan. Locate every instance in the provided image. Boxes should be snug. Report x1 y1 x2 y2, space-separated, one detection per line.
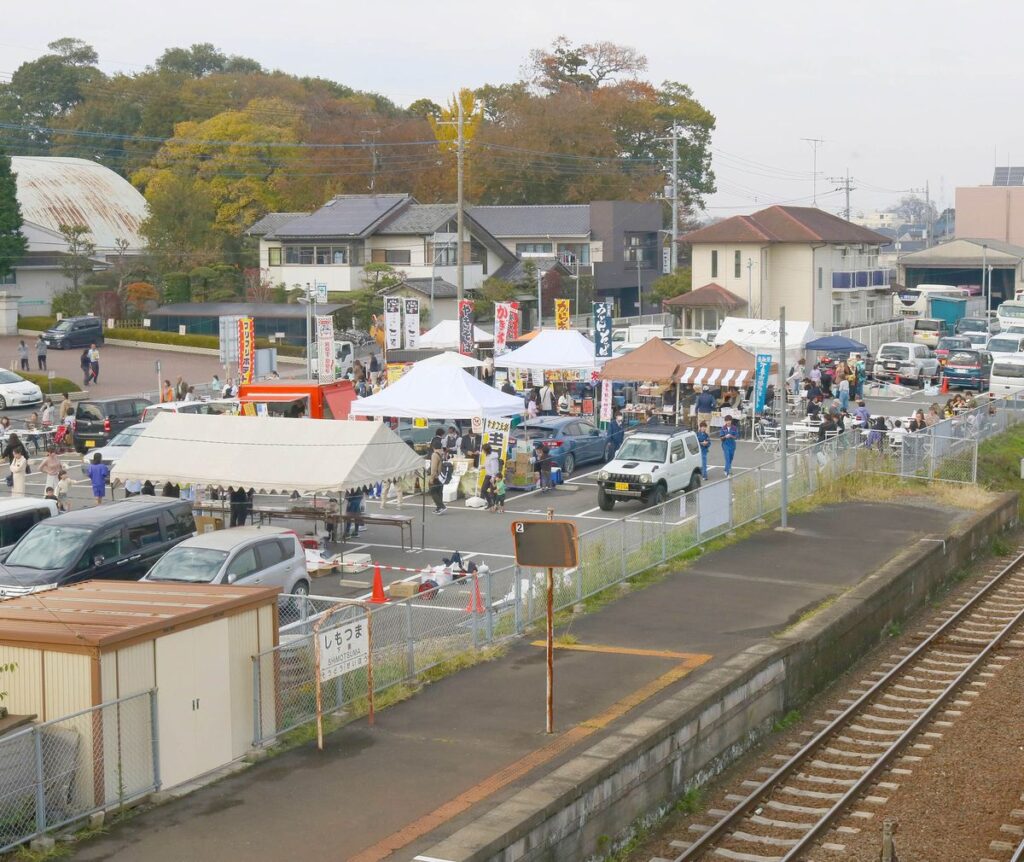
941 349 993 391
911 318 946 348
75 397 152 452
989 360 1024 398
984 333 1024 361
0 498 195 597
0 498 58 551
42 316 104 350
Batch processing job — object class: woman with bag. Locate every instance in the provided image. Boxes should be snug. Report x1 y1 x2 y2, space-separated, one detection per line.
9 450 27 497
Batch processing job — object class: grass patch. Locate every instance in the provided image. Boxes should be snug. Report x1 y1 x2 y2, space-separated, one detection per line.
17 316 56 332
10 844 70 861
675 786 704 814
555 632 580 646
977 422 1024 515
885 621 903 638
772 709 802 733
18 372 81 395
789 471 996 513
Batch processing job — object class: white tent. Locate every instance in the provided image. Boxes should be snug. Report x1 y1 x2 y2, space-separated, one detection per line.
713 317 814 373
110 412 424 494
417 319 493 350
493 329 606 371
348 365 524 419
413 351 484 369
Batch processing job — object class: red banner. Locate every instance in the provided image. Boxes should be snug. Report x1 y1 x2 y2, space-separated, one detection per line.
237 317 256 384
508 301 520 340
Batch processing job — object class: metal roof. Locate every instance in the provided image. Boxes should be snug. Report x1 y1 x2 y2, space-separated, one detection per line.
470 205 591 237
151 302 344 318
381 277 458 299
245 212 310 236
269 194 410 239
493 256 572 282
11 156 149 252
376 203 455 235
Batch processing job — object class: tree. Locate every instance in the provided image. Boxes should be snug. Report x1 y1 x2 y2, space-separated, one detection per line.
429 88 484 154
124 281 159 316
474 277 519 322
887 195 938 226
0 150 27 280
649 268 692 306
57 223 96 292
244 267 275 302
346 287 385 330
527 37 647 93
154 43 229 78
361 262 405 291
161 272 191 304
137 170 220 271
406 98 442 120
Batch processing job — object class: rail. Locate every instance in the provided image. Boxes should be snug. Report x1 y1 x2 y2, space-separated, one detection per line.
674 547 1024 862
1011 835 1024 862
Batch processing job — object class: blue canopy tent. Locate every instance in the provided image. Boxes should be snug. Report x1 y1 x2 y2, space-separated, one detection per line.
805 334 869 352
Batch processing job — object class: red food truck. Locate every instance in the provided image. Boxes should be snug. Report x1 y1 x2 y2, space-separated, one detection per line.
237 379 357 419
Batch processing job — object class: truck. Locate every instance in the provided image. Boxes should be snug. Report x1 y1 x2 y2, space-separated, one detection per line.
927 295 969 337
308 338 355 380
237 379 357 419
610 324 673 351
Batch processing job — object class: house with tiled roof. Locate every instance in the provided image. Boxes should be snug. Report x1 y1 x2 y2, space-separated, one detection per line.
680 206 893 332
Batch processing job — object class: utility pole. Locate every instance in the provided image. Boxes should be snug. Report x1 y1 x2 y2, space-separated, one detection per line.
828 170 856 220
778 305 789 530
801 138 825 205
362 130 381 192
456 98 465 302
746 258 754 318
925 180 931 247
670 127 679 274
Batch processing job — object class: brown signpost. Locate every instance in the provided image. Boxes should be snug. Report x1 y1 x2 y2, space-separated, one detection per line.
510 512 579 733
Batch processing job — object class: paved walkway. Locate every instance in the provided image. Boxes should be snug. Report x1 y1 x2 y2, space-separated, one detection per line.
69 502 964 862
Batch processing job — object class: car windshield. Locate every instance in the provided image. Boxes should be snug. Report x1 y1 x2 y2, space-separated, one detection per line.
6 525 91 570
993 363 1024 379
52 320 74 332
0 370 24 385
987 338 1020 353
958 319 987 332
999 304 1024 318
947 351 980 367
146 547 229 583
937 338 969 350
879 346 910 360
616 438 668 462
109 427 145 447
915 321 940 331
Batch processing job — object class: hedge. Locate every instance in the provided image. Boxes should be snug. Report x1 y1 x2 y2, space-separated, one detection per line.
18 371 81 395
19 316 57 331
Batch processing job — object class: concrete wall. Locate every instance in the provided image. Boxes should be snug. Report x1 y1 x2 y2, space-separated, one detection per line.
956 185 1024 246
421 491 1018 862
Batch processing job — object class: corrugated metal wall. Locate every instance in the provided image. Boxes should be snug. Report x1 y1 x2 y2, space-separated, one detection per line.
0 645 43 717
256 605 277 740
228 610 258 759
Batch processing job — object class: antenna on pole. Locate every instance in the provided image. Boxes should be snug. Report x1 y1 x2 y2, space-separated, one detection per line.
801 138 825 205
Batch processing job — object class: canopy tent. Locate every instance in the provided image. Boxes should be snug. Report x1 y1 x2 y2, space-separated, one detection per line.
413 351 484 369
804 334 869 352
493 329 606 371
714 316 813 371
348 365 523 419
110 412 424 494
673 338 715 358
417 319 493 350
676 340 761 388
599 337 688 383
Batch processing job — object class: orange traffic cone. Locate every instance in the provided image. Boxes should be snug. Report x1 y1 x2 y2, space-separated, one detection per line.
465 572 485 614
940 375 949 394
894 374 901 386
369 565 389 604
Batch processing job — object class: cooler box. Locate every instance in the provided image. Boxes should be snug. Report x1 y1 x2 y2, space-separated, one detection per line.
442 482 460 503
550 466 563 486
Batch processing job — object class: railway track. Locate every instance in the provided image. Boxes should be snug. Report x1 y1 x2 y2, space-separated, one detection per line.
668 545 1024 862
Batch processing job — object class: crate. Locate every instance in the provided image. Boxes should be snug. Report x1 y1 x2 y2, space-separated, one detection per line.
341 553 372 574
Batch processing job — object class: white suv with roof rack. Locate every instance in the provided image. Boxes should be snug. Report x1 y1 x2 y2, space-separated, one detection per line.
874 342 939 386
595 427 703 510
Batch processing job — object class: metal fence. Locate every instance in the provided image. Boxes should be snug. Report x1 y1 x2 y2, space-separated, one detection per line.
251 395 1024 746
0 690 158 853
832 318 910 354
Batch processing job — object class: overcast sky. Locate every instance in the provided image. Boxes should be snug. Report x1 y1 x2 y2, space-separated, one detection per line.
4 0 1021 218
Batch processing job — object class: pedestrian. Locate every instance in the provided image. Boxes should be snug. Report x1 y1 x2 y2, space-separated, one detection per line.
608 413 624 453
526 392 538 420
695 385 716 429
369 354 379 374
343 486 367 537
16 340 28 372
35 335 47 371
86 452 109 504
534 442 553 489
719 415 739 477
79 348 91 386
2 432 26 464
55 469 70 510
175 376 188 401
88 343 100 383
500 379 516 396
461 427 482 461
696 420 711 479
8 449 26 497
41 398 54 427
183 386 197 402
494 468 506 513
838 374 850 412
538 382 555 416
211 374 221 393
124 478 142 498
44 485 60 510
481 443 500 479
39 448 61 492
59 392 71 420
161 379 174 403
443 425 460 455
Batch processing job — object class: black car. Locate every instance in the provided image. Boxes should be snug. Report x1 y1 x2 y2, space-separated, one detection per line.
42 316 104 350
75 397 151 453
0 498 196 597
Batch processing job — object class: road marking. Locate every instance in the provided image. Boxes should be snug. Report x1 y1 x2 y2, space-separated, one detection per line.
529 641 707 661
347 650 710 862
345 541 515 559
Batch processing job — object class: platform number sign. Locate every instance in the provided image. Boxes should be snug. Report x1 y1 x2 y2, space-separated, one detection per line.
318 619 369 682
511 520 579 569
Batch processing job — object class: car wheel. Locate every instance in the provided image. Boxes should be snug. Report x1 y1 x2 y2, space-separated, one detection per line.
603 441 615 462
647 485 666 507
291 579 310 598
597 487 615 511
0 395 8 411
685 471 702 492
562 453 575 476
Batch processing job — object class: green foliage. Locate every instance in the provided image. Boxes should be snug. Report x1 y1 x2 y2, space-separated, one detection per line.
50 285 88 318
361 263 404 290
347 287 385 331
474 276 519 322
650 268 692 307
0 661 16 702
771 709 802 733
155 43 262 78
57 223 96 292
18 316 56 331
161 272 191 304
19 372 80 394
0 149 27 279
675 786 704 814
100 326 304 356
885 621 903 638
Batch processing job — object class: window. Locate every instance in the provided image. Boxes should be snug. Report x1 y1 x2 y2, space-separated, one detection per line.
817 267 823 290
0 510 46 547
162 507 196 540
267 247 282 267
711 250 718 278
685 436 699 456
370 249 412 265
734 250 741 279
126 518 163 549
427 241 458 266
90 529 126 564
226 546 259 578
516 243 553 255
670 439 685 461
284 245 347 265
557 243 590 265
256 540 287 568
0 272 14 285
832 303 843 326
624 232 655 266
75 403 103 422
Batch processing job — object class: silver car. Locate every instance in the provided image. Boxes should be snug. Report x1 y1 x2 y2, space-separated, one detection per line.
141 526 310 596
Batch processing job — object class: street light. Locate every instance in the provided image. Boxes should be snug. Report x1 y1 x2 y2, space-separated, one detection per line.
560 250 581 323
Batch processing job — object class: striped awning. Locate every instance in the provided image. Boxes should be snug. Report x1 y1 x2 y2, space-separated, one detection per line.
679 366 748 386
675 341 758 388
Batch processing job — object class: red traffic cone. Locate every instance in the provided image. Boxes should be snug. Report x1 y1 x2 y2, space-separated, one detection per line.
465 572 485 614
940 375 949 394
894 374 901 386
369 565 389 604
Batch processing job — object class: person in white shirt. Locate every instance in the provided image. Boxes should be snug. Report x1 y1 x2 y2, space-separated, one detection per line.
557 391 571 414
539 383 554 415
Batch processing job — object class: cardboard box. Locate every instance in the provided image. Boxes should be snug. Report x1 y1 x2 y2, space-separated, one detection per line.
195 515 224 534
388 581 418 599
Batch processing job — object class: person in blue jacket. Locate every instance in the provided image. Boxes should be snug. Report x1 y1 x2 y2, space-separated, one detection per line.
719 416 740 477
696 420 711 479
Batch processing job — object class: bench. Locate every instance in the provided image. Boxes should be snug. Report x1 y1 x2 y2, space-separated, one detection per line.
340 513 415 550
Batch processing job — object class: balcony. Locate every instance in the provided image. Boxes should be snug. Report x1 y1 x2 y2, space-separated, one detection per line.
831 269 892 290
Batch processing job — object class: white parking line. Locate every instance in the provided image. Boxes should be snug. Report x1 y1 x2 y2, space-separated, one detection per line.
346 541 515 559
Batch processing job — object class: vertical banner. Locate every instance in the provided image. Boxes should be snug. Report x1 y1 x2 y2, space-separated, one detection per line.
753 353 772 413
403 298 420 349
458 299 475 356
593 301 613 358
315 315 335 382
384 297 402 351
600 379 613 422
494 302 511 356
237 317 256 385
479 417 512 489
508 301 520 340
554 298 571 330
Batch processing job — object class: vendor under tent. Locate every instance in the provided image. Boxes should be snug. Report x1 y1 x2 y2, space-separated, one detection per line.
804 334 869 352
348 364 523 419
677 340 775 438
493 329 606 372
418 319 493 350
413 351 485 369
673 337 715 359
599 337 691 425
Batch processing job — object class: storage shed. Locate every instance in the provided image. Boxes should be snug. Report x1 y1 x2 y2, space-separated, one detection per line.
0 581 280 799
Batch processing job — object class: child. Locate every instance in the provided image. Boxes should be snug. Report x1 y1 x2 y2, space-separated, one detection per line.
696 421 711 480
55 469 70 511
494 469 506 514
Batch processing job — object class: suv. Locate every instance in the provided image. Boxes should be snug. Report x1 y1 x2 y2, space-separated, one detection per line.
942 349 993 391
142 526 309 596
42 316 104 350
595 427 703 510
75 397 152 452
874 342 939 386
911 318 946 348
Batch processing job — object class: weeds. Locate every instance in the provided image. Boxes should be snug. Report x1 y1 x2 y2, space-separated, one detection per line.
771 709 802 733
675 786 704 814
885 621 903 638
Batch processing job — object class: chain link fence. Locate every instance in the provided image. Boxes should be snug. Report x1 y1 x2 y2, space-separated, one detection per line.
0 690 158 854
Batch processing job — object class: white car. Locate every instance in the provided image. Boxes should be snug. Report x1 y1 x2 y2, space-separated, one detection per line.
80 422 147 475
596 427 703 509
874 342 939 385
141 399 239 422
0 369 43 410
141 526 310 596
984 333 1024 361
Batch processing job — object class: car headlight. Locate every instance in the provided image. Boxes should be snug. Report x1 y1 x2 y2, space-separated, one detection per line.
597 470 609 481
640 473 652 484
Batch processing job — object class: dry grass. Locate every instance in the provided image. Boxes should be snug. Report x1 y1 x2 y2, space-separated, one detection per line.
793 472 997 512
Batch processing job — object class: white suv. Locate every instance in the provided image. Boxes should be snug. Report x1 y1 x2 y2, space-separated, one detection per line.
596 428 703 510
874 342 939 386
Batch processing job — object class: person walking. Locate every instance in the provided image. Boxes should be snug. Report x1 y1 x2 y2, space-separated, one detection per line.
87 343 100 383
39 448 62 493
35 335 47 371
695 386 716 430
161 379 174 403
86 452 110 504
837 374 850 412
696 420 711 480
538 382 555 416
80 348 92 387
429 454 453 515
9 449 26 497
719 416 739 477
16 340 28 372
175 376 188 401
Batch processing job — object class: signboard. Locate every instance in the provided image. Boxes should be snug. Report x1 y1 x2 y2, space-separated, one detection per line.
479 417 512 488
753 352 772 414
508 301 520 340
593 302 613 358
458 299 475 356
237 317 256 385
600 379 613 422
494 301 512 356
403 298 420 349
384 297 402 351
315 282 328 304
510 520 579 568
554 298 571 330
385 362 412 384
219 315 244 365
662 247 671 275
318 619 369 682
316 315 335 382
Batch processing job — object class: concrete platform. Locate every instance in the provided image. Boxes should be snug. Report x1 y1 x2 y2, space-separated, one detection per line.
68 502 969 862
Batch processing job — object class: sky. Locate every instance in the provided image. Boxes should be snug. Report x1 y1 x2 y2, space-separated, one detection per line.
4 0 1023 219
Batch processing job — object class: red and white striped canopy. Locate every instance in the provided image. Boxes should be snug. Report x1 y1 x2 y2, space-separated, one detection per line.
675 341 762 388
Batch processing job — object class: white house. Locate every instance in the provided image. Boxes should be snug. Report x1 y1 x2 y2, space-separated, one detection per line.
681 206 892 333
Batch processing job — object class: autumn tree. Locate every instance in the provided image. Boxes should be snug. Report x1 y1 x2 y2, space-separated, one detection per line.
527 37 647 92
0 150 27 281
124 281 159 316
58 224 96 292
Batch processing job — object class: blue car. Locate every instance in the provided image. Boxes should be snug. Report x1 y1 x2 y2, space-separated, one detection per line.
941 349 993 391
510 416 616 476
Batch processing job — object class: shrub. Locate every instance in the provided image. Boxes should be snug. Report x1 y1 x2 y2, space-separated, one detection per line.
18 371 81 394
18 316 57 331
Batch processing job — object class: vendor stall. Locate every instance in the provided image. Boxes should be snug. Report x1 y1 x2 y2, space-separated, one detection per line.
599 337 690 424
676 340 765 434
348 365 523 420
418 319 493 350
713 316 813 374
237 379 356 419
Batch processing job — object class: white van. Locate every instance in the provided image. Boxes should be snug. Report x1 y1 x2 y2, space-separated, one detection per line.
985 333 1024 361
989 360 1024 398
0 498 58 552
